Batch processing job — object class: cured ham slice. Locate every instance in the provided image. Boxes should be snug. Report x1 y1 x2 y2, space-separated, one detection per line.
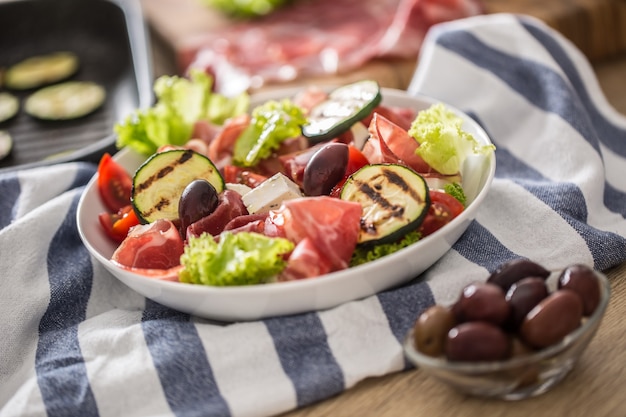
362 112 463 183
265 196 362 277
364 112 432 173
208 113 250 168
180 0 483 95
186 190 249 238
279 238 333 281
111 219 184 271
362 105 416 131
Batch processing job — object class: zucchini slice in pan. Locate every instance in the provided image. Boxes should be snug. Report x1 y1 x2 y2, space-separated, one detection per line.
302 80 381 143
341 163 430 245
24 81 106 120
0 92 19 123
5 51 79 90
132 149 225 224
0 130 13 161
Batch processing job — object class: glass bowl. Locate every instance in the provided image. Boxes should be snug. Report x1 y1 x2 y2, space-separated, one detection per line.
403 270 611 400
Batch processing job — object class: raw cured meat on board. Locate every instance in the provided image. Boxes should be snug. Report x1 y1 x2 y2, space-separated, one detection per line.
179 0 483 95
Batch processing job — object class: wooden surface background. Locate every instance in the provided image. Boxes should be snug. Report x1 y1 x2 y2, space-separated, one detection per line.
142 0 626 92
483 0 626 61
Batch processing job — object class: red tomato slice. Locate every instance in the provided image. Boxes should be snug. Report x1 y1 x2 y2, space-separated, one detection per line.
222 165 268 188
419 190 465 237
345 145 369 176
330 145 369 198
98 205 140 243
97 153 132 213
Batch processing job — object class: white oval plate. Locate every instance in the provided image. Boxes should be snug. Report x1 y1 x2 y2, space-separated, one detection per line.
77 88 496 321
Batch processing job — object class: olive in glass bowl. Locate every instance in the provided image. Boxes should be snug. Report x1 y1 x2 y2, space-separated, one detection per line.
403 262 610 400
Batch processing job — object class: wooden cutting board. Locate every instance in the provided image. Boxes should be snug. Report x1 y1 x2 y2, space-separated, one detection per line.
142 0 626 91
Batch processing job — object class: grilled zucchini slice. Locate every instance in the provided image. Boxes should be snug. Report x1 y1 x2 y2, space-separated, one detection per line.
0 92 19 123
131 149 225 224
5 51 79 90
340 163 430 245
302 80 381 143
0 130 13 161
24 81 105 120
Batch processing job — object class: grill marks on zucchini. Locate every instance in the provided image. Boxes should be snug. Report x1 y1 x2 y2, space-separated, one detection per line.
357 182 405 219
132 149 225 224
134 151 193 193
340 164 430 244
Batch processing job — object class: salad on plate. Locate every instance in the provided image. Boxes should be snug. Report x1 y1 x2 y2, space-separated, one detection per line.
94 72 494 287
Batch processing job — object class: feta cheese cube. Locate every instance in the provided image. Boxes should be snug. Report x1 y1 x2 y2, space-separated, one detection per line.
242 173 302 214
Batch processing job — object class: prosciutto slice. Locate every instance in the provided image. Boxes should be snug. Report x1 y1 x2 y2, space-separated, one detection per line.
180 0 483 95
363 112 433 173
111 219 184 271
265 196 362 278
186 190 249 239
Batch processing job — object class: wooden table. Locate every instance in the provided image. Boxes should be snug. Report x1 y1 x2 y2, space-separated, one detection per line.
145 3 626 415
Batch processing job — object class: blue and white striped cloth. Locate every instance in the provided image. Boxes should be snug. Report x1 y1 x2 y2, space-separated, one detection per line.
2 13 626 417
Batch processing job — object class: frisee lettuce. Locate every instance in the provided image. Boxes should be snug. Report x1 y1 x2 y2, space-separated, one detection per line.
115 70 249 156
444 182 466 206
233 99 307 167
350 230 422 267
409 103 494 176
179 231 294 286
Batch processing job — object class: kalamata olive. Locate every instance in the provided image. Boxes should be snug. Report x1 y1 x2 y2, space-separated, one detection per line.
178 179 219 232
487 258 550 291
520 289 583 349
413 305 456 357
446 322 510 361
558 264 600 316
505 277 549 330
452 282 510 326
302 142 349 196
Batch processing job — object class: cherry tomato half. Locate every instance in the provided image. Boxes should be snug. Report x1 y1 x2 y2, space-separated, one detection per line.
97 153 132 213
98 205 140 243
330 145 369 198
222 165 268 188
419 190 465 237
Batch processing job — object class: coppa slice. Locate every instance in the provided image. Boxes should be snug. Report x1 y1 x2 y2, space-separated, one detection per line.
301 80 381 143
341 163 430 245
132 149 225 224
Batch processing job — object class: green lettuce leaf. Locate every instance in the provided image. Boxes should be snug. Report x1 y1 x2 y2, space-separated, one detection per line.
350 230 422 267
444 182 467 207
179 231 294 286
408 103 495 176
201 0 291 18
115 70 249 156
233 99 306 167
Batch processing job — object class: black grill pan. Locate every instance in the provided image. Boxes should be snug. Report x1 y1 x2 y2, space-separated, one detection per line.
0 0 153 173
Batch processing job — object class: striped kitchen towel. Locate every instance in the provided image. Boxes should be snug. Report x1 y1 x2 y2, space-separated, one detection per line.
1 13 626 417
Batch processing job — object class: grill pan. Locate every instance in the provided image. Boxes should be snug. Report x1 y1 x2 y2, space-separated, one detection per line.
0 0 153 173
